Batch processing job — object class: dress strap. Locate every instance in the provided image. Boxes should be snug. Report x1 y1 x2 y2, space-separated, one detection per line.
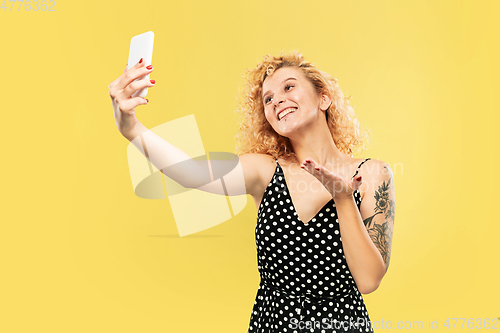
351 158 371 179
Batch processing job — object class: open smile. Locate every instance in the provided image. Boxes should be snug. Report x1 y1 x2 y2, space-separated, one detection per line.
278 107 297 121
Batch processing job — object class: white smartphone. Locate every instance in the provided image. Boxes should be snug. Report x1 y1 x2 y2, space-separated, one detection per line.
127 31 154 98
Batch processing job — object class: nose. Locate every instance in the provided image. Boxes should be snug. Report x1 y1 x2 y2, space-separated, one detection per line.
273 94 285 108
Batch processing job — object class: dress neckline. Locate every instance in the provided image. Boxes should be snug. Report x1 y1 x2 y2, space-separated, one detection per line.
276 161 337 225
275 159 365 225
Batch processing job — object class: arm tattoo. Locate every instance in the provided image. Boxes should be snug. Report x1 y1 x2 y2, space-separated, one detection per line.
362 212 382 229
363 174 395 270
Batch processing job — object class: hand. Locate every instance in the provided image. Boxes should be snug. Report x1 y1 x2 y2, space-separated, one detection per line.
108 59 155 136
300 157 363 200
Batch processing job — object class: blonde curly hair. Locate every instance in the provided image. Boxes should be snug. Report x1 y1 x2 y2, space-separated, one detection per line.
234 51 370 161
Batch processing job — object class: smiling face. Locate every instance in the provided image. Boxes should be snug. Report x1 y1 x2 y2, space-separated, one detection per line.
262 66 331 138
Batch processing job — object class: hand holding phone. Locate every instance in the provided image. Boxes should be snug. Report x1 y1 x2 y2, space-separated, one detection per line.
127 31 154 98
108 31 155 139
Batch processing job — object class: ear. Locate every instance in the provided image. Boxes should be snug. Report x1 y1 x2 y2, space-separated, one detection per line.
319 93 333 112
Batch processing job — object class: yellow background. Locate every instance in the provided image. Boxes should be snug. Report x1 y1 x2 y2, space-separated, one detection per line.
1 0 499 331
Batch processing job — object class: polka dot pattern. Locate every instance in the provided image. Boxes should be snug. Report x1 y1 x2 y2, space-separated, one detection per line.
248 158 373 333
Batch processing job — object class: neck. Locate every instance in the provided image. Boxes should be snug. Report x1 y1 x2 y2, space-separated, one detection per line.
288 120 349 169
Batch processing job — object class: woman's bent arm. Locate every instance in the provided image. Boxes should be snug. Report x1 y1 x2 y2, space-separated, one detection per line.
335 195 386 294
335 160 395 294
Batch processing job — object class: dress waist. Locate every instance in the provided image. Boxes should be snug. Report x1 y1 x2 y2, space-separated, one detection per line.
262 280 355 322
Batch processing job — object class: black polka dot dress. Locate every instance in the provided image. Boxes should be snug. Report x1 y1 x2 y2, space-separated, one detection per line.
248 158 374 333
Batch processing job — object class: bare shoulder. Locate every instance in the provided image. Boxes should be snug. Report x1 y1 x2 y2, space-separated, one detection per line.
239 153 276 173
239 153 275 164
360 158 393 176
358 158 394 200
238 153 276 197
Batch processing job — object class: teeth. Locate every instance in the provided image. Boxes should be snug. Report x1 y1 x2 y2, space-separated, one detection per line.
278 108 297 120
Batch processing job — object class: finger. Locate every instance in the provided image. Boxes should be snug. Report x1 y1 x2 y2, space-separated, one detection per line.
351 176 362 191
309 165 327 180
119 77 156 100
354 176 363 187
301 158 317 172
352 175 362 183
120 63 152 88
118 61 153 92
306 158 316 165
302 161 317 173
109 61 144 98
118 96 149 114
315 164 333 176
108 71 125 97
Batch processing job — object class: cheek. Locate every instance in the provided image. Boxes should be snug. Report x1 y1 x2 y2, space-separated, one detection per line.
264 108 274 123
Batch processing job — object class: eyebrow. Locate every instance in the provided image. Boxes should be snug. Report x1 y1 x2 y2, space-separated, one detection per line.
262 77 297 100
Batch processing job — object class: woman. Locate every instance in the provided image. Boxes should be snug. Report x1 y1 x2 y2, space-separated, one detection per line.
109 51 395 333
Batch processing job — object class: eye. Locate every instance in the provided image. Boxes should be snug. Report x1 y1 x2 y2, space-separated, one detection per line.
263 84 294 105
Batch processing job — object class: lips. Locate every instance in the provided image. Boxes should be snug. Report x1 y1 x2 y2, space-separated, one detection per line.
277 107 297 121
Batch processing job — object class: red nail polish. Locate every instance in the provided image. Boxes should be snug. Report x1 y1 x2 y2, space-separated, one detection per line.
150 79 155 84
146 99 149 103
356 176 362 181
146 65 153 70
139 58 143 64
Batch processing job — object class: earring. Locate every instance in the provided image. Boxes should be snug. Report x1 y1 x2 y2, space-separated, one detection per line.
266 66 274 76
